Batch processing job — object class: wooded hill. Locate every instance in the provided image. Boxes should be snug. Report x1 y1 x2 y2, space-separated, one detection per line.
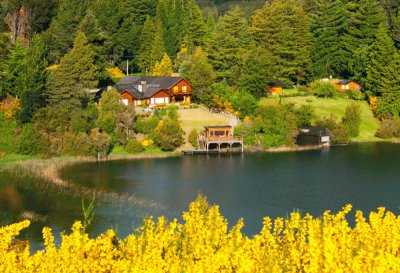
0 0 399 121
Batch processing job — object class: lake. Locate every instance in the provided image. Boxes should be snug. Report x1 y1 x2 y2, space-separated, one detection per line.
1 143 400 250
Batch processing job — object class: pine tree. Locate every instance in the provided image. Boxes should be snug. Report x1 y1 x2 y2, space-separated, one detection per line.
0 40 26 97
346 0 386 78
152 53 173 76
155 0 185 58
180 47 215 102
250 0 311 85
46 0 91 63
207 6 252 79
17 34 47 123
311 0 350 78
78 10 107 66
381 0 400 48
137 16 156 73
46 31 99 110
150 20 166 70
237 47 274 97
363 23 397 96
184 0 206 47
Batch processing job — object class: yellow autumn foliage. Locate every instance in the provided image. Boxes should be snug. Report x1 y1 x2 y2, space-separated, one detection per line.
141 139 153 147
2 197 400 272
106 67 125 78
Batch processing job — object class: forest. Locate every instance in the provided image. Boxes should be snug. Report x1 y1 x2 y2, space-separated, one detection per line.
0 0 399 156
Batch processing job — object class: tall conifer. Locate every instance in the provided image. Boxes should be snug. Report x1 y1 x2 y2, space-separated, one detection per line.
46 31 98 110
137 16 156 74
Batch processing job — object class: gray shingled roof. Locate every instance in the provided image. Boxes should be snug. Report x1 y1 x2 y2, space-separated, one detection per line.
115 76 184 99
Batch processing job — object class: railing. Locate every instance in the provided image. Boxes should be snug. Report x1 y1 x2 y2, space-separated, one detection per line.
197 136 243 142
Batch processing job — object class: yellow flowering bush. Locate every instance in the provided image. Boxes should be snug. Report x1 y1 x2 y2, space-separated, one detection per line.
106 67 125 78
2 197 400 272
141 139 153 147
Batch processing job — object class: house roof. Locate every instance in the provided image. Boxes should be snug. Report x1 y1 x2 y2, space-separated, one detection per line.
115 76 186 99
204 126 232 129
270 79 284 87
338 79 358 85
298 127 332 137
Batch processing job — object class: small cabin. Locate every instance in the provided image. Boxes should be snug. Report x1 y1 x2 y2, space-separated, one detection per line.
335 80 361 92
204 126 233 141
297 127 332 146
268 79 284 95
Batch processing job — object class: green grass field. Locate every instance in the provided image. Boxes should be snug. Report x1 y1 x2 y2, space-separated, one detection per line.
0 154 34 165
260 96 380 142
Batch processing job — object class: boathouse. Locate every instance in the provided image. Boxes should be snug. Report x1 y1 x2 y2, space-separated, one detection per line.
297 127 332 146
197 126 243 152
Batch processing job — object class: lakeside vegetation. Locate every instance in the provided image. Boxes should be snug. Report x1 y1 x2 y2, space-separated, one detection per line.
1 0 400 158
261 96 380 142
2 196 400 272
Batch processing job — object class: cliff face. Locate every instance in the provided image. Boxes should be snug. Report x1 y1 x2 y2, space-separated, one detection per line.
4 6 30 46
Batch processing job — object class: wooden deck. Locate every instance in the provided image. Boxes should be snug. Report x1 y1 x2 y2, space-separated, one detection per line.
197 136 244 153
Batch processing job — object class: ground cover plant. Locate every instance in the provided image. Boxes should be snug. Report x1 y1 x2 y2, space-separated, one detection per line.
2 196 400 272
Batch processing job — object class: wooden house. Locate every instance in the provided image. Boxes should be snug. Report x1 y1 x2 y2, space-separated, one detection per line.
335 80 361 92
297 127 332 146
114 76 192 107
197 126 243 152
268 79 284 95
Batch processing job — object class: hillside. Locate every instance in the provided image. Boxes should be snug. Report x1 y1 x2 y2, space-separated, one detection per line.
260 96 380 142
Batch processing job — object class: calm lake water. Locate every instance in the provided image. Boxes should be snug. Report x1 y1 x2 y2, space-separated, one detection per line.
1 143 400 250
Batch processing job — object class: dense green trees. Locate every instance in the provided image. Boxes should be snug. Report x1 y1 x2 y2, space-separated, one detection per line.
207 6 251 79
251 0 311 85
46 31 99 109
1 0 400 156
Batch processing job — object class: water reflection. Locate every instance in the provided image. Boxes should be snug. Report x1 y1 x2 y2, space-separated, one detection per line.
1 143 400 251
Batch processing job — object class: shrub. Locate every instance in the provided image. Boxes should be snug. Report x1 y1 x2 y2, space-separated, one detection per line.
188 129 198 149
135 116 160 134
311 81 336 98
374 119 400 139
342 104 361 137
317 115 350 144
18 124 50 155
62 132 93 156
351 90 365 100
152 116 184 151
0 113 18 153
125 139 144 154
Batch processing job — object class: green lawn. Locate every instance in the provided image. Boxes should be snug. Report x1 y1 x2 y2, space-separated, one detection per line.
260 96 380 142
0 154 34 165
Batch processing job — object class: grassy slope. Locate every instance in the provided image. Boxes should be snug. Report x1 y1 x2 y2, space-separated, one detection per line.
260 96 380 142
178 106 231 149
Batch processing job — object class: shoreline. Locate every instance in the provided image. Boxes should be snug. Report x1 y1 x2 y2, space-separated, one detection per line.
2 140 399 191
0 152 179 210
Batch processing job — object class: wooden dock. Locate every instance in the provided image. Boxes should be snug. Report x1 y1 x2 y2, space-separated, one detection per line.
182 150 219 155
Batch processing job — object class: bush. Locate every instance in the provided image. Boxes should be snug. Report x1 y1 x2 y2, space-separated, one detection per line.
153 116 184 151
317 115 350 144
18 124 50 155
0 113 18 153
342 104 361 137
135 116 160 134
125 139 144 154
62 132 93 156
311 81 336 98
374 119 400 139
351 90 365 100
188 129 198 149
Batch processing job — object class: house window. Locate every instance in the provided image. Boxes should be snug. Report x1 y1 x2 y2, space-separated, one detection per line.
173 86 178 93
182 85 187 92
341 85 346 90
121 99 128 105
155 97 165 104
